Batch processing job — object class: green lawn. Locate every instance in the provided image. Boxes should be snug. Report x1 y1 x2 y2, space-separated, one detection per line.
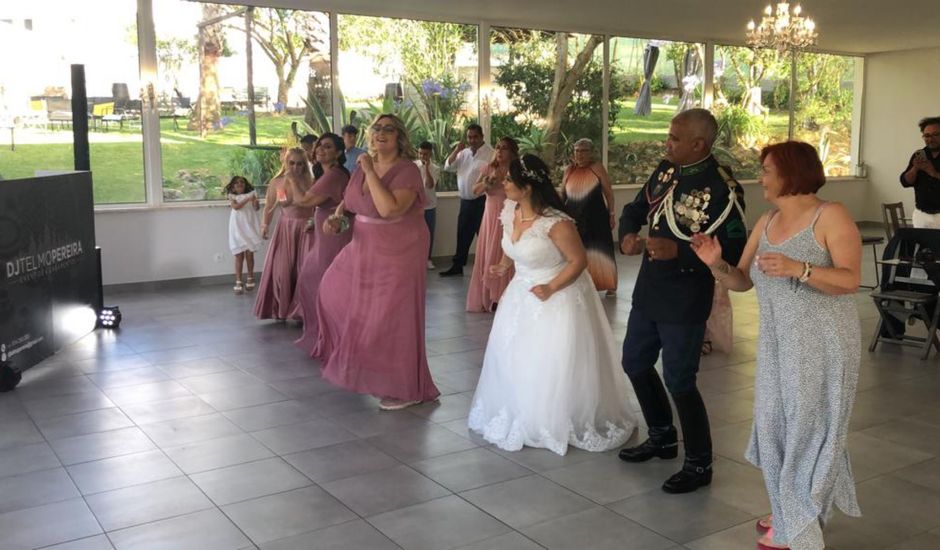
611 100 675 144
0 141 146 204
611 98 791 145
0 114 305 204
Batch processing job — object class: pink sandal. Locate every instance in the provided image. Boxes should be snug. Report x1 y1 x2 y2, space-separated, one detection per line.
756 515 772 534
757 528 790 550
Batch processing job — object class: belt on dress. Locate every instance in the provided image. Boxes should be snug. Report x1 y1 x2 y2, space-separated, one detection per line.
355 214 405 225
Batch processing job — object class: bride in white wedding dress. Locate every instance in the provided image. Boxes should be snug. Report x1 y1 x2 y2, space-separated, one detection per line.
468 154 637 456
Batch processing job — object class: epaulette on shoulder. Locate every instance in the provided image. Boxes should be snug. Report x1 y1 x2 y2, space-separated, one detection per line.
716 165 740 190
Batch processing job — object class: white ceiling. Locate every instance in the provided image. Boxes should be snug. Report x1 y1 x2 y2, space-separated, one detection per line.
264 0 940 55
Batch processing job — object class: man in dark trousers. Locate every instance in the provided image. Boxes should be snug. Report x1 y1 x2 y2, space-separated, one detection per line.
617 108 747 494
440 124 493 277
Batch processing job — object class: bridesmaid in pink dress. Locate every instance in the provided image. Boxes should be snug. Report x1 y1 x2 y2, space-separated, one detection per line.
315 114 440 410
291 133 352 346
253 148 315 320
466 137 519 312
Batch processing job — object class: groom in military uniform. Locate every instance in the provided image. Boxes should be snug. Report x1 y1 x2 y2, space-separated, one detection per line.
618 108 747 494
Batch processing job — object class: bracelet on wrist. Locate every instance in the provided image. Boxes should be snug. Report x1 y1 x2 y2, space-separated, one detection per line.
798 261 812 283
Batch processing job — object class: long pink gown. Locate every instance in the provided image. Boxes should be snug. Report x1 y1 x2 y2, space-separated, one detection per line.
253 180 314 320
314 159 440 403
293 167 352 350
466 168 514 312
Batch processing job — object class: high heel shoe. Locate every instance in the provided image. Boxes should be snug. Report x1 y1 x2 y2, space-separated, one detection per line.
245 277 255 290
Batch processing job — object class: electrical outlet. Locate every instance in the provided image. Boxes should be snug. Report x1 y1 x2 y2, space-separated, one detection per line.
213 252 224 263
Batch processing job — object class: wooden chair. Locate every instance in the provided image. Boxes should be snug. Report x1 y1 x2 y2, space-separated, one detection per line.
882 202 911 240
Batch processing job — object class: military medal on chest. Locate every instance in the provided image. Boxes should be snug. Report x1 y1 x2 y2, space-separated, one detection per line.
649 161 746 243
673 186 711 233
647 166 677 229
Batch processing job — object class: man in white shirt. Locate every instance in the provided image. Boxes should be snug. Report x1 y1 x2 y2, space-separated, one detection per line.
440 124 494 277
416 141 442 270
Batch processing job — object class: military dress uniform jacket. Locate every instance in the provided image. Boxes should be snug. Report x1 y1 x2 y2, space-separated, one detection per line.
618 155 747 324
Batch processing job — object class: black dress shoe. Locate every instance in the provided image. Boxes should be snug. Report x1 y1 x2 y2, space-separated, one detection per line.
662 463 712 494
439 266 463 277
618 437 679 463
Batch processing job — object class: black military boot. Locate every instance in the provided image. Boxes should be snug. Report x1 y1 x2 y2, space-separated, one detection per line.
662 389 713 494
618 425 679 462
662 460 712 494
619 369 678 463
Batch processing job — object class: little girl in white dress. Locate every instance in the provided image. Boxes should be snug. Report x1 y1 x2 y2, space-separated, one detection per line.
468 155 637 456
226 176 263 294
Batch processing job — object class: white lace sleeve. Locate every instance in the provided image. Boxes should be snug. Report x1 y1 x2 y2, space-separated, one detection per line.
500 199 517 234
531 209 574 240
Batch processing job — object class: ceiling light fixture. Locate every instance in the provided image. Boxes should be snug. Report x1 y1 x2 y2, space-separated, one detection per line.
746 2 818 52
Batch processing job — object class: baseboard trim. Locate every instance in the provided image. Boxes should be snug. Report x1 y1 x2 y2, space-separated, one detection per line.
104 273 250 294
104 254 460 293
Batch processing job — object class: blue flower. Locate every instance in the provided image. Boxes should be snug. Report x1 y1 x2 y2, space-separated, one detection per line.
422 79 444 96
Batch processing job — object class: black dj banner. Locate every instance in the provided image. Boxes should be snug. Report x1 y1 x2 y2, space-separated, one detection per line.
0 172 98 374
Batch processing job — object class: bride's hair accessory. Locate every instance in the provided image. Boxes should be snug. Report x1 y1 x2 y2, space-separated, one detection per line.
519 156 546 184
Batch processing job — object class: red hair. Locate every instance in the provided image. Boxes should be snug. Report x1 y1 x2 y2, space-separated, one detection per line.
760 141 825 196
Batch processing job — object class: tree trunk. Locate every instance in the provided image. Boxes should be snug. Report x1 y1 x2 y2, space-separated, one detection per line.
246 7 257 146
542 33 603 167
188 4 223 136
276 80 289 109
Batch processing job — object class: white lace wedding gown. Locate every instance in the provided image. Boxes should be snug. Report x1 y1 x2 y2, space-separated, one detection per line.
467 200 637 456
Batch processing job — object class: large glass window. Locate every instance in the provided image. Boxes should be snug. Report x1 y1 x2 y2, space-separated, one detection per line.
794 52 860 177
154 1 331 201
489 28 603 181
607 38 704 184
337 15 478 191
4 4 866 206
0 1 145 204
711 45 790 180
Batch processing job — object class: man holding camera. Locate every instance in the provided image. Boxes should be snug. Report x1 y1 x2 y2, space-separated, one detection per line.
901 116 940 228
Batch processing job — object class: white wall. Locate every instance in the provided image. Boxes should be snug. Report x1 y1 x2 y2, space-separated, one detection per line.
97 178 869 285
95 198 461 285
95 206 246 285
861 46 940 222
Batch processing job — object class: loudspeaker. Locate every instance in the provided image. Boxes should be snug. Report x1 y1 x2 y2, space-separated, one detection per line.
71 64 90 171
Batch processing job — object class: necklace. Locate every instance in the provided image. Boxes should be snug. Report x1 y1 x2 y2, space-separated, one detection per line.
520 214 538 222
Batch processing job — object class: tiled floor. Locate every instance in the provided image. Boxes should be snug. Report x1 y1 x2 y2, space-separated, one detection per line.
2 252 940 549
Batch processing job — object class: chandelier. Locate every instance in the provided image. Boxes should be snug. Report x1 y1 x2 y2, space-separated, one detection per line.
746 3 818 52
